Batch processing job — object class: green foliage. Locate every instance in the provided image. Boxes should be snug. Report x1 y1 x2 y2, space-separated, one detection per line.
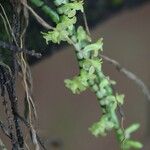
116 93 124 105
89 115 115 136
57 1 83 13
54 0 69 6
117 124 143 149
42 0 142 149
42 15 77 44
65 69 96 94
30 0 60 23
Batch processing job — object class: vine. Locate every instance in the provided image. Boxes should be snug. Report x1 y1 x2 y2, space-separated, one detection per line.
42 0 142 149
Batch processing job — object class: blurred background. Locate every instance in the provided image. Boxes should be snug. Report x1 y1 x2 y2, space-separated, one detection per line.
0 0 150 149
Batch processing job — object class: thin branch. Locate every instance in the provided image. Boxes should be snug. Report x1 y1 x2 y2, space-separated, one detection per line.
0 121 11 139
0 13 11 41
0 63 20 149
0 138 7 150
16 114 47 150
0 3 18 46
83 11 90 36
21 1 54 30
0 41 41 58
100 54 150 101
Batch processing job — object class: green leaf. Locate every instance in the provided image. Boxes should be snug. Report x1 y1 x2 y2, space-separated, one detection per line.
125 124 140 139
92 84 99 92
57 16 77 30
64 76 87 94
89 116 107 137
64 69 96 94
99 78 109 88
80 58 102 71
42 29 69 44
54 0 69 6
89 66 95 75
122 140 143 150
57 1 84 17
116 93 124 105
77 26 91 42
89 116 115 137
83 38 103 57
96 89 106 99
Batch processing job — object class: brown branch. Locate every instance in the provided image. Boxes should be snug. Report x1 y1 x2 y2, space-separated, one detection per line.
21 1 53 30
0 64 19 150
100 54 150 101
0 73 15 141
0 121 11 139
0 138 7 150
0 40 41 58
16 114 47 150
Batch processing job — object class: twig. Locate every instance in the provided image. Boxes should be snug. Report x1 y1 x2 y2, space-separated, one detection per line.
30 126 40 150
0 75 14 140
16 114 47 150
0 40 41 58
0 138 7 150
0 3 18 46
82 11 90 36
21 1 54 30
0 121 11 139
0 64 19 150
0 13 11 41
100 54 150 101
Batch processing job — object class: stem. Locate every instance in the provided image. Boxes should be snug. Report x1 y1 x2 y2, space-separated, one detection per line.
9 1 24 148
30 0 60 23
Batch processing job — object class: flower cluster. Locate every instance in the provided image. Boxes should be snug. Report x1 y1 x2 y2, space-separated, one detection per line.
42 0 142 149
